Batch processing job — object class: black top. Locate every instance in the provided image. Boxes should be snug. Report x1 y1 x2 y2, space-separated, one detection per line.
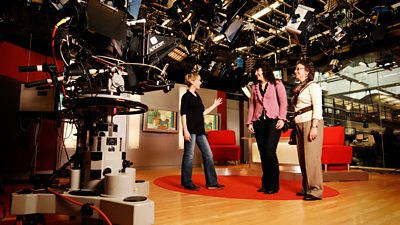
258 83 267 97
180 90 205 135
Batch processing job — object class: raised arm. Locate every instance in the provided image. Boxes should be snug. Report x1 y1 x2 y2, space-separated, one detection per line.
203 97 222 115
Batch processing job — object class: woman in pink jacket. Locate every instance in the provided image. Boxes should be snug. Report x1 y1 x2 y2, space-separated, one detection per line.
247 59 288 194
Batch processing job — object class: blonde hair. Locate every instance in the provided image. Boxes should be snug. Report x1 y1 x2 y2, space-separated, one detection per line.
184 72 200 87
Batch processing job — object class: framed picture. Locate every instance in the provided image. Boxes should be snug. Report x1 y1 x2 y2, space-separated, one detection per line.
143 109 178 133
204 114 220 132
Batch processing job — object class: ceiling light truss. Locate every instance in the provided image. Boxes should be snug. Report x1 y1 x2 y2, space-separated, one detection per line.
250 0 291 17
261 43 279 52
244 14 289 41
262 43 297 58
262 10 367 58
236 40 276 54
245 14 278 31
258 2 369 59
251 1 283 19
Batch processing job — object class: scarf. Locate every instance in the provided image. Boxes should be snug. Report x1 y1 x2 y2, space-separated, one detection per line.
291 81 313 105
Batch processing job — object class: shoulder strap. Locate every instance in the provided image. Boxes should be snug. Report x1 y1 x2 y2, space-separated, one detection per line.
299 81 313 94
274 81 284 106
275 84 280 106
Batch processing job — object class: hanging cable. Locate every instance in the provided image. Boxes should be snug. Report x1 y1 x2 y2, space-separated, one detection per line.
51 17 71 99
47 188 112 225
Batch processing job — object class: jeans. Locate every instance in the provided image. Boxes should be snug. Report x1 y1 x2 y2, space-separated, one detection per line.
181 134 218 186
253 118 281 191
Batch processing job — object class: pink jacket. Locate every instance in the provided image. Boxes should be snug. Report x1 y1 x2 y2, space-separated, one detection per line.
247 80 288 125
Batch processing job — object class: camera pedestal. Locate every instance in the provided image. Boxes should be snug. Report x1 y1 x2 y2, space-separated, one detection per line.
11 187 154 225
11 95 153 225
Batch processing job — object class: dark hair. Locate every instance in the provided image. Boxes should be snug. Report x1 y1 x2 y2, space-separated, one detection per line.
296 59 315 82
253 59 276 83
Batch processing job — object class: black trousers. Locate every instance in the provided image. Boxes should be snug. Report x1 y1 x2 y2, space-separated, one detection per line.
253 118 281 191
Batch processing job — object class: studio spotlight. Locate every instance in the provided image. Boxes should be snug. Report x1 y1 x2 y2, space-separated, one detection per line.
144 34 181 65
329 58 342 73
284 4 315 45
224 20 256 48
167 44 189 62
166 0 201 41
332 26 346 42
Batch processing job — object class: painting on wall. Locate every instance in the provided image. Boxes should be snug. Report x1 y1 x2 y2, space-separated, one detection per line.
143 109 178 133
204 114 220 132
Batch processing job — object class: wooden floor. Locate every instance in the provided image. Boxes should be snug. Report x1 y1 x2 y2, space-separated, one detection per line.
2 167 400 225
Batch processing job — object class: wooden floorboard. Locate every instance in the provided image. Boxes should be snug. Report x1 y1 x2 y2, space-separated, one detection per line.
142 167 399 225
216 164 369 182
1 167 399 225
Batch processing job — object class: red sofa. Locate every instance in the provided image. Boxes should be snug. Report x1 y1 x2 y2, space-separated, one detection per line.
207 130 241 164
322 126 353 171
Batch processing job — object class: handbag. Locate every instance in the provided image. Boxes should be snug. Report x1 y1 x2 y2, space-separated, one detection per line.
282 121 289 132
288 128 297 145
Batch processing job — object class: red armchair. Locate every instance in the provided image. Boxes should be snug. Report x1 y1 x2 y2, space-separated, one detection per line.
207 130 241 165
322 126 353 171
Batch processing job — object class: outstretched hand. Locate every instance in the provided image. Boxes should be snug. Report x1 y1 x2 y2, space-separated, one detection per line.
213 97 223 107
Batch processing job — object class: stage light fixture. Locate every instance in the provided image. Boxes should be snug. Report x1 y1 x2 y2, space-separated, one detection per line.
224 19 244 43
167 44 189 62
144 34 181 65
224 19 255 48
166 0 201 41
161 19 171 27
329 58 342 73
257 36 266 43
213 34 225 42
284 4 315 45
332 26 346 42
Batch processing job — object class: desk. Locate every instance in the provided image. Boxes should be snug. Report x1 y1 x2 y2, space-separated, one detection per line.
242 136 299 167
237 136 368 182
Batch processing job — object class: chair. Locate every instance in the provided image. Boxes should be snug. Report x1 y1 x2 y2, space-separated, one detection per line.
207 130 241 165
321 126 353 171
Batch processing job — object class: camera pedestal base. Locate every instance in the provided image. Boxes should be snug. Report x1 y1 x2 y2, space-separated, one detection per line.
11 190 154 225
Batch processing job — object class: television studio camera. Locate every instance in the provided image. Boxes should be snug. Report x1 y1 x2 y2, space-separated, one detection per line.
11 1 181 225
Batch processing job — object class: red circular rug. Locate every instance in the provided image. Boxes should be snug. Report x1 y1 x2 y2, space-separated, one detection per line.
154 174 339 200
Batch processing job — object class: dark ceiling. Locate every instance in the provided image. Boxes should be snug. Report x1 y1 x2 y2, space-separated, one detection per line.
1 0 400 94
